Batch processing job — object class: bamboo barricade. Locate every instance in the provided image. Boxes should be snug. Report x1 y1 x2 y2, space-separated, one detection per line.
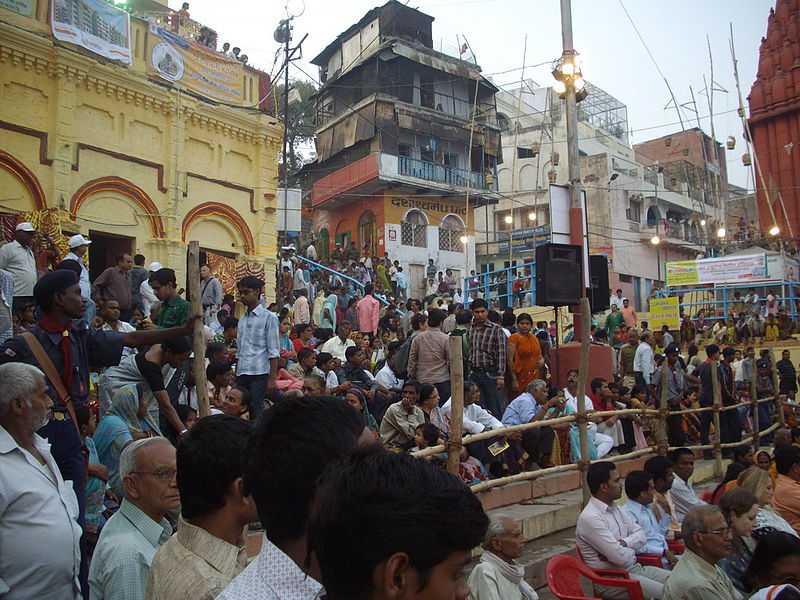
446 337 465 475
711 360 724 478
656 361 669 455
187 241 209 418
576 298 592 504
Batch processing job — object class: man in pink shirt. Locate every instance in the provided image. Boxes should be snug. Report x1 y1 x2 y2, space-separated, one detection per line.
356 283 380 337
621 297 638 328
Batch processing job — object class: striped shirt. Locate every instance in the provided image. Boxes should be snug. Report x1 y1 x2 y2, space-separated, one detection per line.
469 320 506 375
236 304 280 376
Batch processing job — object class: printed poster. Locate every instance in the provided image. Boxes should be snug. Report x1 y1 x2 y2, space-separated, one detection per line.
1 0 35 17
666 254 767 287
147 23 245 105
648 297 680 330
51 0 131 64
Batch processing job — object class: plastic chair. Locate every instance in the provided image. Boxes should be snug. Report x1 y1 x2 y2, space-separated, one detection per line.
668 540 685 554
546 554 645 600
635 553 663 567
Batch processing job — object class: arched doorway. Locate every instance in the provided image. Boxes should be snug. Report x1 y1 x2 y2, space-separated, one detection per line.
317 228 330 260
358 210 377 257
646 205 661 227
439 213 465 252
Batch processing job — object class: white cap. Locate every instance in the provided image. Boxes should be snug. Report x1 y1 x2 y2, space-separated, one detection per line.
68 234 92 249
15 222 35 232
148 261 162 271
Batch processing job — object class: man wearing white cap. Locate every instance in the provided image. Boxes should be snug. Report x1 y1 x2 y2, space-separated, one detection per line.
141 261 162 319
65 234 94 323
0 222 37 315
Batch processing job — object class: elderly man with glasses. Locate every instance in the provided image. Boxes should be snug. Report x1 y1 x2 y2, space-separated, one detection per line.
663 505 741 600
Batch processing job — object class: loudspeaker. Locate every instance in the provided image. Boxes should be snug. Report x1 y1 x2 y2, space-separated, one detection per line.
535 243 582 306
589 255 610 313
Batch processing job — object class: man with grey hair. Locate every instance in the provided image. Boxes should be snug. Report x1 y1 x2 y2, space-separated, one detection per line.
502 379 562 469
0 362 83 599
663 505 740 600
89 437 178 600
468 516 538 600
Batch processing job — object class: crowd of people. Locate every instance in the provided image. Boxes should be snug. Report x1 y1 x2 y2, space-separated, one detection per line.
2 222 800 600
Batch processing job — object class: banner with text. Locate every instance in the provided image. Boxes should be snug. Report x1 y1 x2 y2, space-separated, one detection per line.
1 0 34 17
666 254 768 287
648 297 681 330
147 23 245 105
52 0 131 64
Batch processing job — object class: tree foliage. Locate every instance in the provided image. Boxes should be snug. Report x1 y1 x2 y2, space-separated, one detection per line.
275 79 317 187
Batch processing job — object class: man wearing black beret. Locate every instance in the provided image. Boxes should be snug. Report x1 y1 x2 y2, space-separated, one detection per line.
0 268 198 595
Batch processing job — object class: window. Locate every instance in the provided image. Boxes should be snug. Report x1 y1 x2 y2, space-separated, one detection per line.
619 274 633 283
442 152 459 168
497 113 511 132
398 143 412 158
517 147 536 159
626 199 641 223
439 214 465 253
495 210 512 231
401 209 427 247
646 206 660 227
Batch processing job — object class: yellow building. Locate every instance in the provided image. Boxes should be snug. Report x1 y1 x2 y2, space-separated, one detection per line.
0 0 282 297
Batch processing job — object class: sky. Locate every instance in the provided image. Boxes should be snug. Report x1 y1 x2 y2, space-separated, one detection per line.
177 0 776 188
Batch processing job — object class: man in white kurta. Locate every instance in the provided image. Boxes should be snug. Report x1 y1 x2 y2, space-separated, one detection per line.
468 517 538 600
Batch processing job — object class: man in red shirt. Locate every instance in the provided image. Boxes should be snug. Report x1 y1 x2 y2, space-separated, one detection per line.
355 284 380 338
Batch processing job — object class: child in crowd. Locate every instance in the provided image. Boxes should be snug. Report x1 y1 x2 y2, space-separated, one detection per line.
76 404 108 555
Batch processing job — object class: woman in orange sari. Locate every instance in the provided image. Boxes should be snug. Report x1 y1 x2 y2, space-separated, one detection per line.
508 312 542 395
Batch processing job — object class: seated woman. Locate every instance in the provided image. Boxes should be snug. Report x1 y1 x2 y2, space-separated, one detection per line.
738 466 799 538
744 532 800 597
756 450 773 472
412 422 487 486
719 488 759 594
345 387 378 435
417 384 445 431
94 383 158 499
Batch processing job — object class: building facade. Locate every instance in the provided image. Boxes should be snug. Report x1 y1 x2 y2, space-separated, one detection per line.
0 0 282 296
749 0 800 239
306 0 501 299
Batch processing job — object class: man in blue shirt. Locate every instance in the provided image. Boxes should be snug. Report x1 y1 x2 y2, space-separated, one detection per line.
502 379 562 469
622 470 677 567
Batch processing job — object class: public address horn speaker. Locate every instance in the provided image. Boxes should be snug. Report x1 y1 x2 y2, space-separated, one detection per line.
535 243 582 307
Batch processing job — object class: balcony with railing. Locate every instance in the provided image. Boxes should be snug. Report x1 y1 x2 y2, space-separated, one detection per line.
397 155 486 190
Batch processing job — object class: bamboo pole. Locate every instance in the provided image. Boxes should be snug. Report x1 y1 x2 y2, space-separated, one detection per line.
657 361 669 455
576 298 592 505
447 336 465 475
188 241 209 418
710 360 723 478
750 368 760 452
769 349 786 428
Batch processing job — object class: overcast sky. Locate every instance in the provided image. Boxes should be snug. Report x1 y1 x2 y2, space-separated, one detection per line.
178 0 775 188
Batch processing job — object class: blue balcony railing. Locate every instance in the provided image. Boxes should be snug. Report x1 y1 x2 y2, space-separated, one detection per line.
398 156 486 189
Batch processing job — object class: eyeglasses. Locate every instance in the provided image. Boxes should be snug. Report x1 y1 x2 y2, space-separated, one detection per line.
131 468 177 482
701 526 730 536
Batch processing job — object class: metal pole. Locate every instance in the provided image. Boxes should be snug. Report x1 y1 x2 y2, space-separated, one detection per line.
560 0 586 341
282 21 291 248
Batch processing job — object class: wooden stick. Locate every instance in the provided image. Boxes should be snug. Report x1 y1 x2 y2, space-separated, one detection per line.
771 348 787 428
711 361 723 478
447 336 464 476
657 360 669 455
750 366 760 452
188 241 209 418
577 298 592 505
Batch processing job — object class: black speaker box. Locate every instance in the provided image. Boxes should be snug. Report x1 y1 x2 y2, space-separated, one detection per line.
588 254 610 313
535 243 582 307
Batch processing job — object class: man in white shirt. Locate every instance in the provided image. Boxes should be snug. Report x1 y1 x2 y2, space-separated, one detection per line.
576 462 671 598
374 341 403 393
439 381 503 435
140 262 161 320
562 369 614 459
468 517 539 600
668 447 706 525
0 222 37 315
65 234 95 322
292 290 310 325
610 288 625 311
219 398 368 600
0 363 82 600
634 330 655 392
320 321 356 363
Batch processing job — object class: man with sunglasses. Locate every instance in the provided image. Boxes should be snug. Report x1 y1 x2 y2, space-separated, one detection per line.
663 505 740 600
89 437 178 600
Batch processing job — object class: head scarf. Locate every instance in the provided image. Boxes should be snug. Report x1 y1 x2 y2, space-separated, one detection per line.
346 387 377 432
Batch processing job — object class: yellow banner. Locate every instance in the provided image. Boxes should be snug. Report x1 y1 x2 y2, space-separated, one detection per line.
666 260 699 287
147 23 244 105
649 297 680 330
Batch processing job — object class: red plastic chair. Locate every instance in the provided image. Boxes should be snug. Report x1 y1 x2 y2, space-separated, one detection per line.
668 540 685 554
546 554 645 600
635 553 663 567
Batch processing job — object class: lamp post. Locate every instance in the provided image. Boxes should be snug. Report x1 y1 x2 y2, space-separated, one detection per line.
553 0 588 340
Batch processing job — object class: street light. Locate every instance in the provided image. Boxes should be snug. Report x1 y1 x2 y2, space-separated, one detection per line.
770 225 780 236
552 79 567 95
552 50 588 102
528 212 537 221
717 227 726 239
459 235 469 244
504 215 513 225
650 235 661 245
700 219 706 226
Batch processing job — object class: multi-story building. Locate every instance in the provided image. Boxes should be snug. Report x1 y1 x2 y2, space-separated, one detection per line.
0 0 282 296
306 0 501 298
479 82 719 310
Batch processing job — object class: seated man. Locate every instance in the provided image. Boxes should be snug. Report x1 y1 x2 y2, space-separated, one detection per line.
576 462 671 599
502 379 561 469
379 380 425 451
89 437 178 600
340 346 375 390
206 361 233 410
468 516 539 600
773 446 800 535
623 470 676 567
663 506 739 600
147 415 254 599
308 447 488 600
644 455 680 539
440 381 503 436
669 448 707 525
562 369 614 460
287 347 324 380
